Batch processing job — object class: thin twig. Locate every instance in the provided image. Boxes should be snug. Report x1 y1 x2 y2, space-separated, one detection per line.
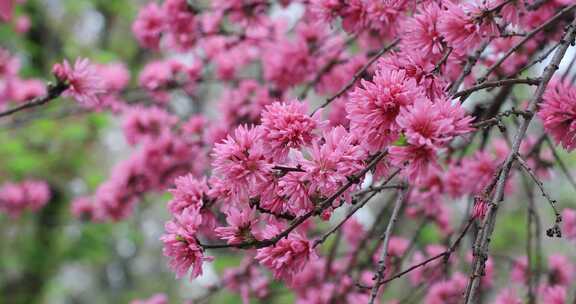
358 219 474 289
544 136 576 192
515 154 562 225
368 186 407 304
463 17 576 303
0 82 68 119
517 43 560 75
311 38 400 114
314 191 379 248
448 41 491 95
199 151 389 249
454 77 541 99
472 109 532 129
477 4 576 83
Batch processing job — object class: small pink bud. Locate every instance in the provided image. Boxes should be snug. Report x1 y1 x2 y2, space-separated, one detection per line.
472 196 488 220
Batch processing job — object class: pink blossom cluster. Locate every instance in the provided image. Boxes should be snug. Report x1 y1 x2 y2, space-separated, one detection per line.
0 0 30 33
0 48 46 107
0 179 50 218
49 0 576 302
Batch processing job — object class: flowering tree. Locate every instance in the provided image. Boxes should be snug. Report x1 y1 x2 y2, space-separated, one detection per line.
1 0 576 303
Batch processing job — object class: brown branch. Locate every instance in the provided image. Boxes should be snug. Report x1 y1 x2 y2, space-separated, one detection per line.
472 109 533 129
430 46 452 74
463 16 576 303
368 186 407 304
520 174 538 304
199 151 389 249
544 136 576 192
358 219 474 289
271 165 306 173
477 4 576 83
517 44 560 75
249 197 296 221
311 38 400 115
447 41 491 95
313 191 379 248
0 81 68 119
515 154 562 230
454 77 541 99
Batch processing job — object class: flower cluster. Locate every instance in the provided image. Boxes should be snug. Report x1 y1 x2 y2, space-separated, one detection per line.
0 180 50 218
10 0 570 302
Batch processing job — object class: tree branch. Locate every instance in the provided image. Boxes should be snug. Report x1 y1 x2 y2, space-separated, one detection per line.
454 77 541 99
463 16 576 303
368 186 407 304
0 81 68 119
311 38 400 115
200 151 389 249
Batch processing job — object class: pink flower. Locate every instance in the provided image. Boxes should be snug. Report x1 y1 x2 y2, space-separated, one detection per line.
493 288 522 304
499 0 526 25
263 38 315 90
218 80 275 127
424 272 467 304
472 196 489 220
9 79 46 102
168 174 208 215
510 256 528 284
52 58 105 107
342 217 365 247
541 286 567 304
71 197 102 221
162 0 200 51
260 100 326 161
311 0 365 33
327 97 350 128
460 151 501 194
138 59 181 91
438 1 498 54
548 254 573 286
14 15 31 33
0 48 19 78
122 106 178 146
161 207 212 279
22 180 51 211
0 180 50 218
215 206 258 244
212 125 271 202
396 98 455 148
365 0 408 37
346 68 421 153
255 224 316 283
562 208 576 240
538 80 576 151
302 126 367 199
94 63 130 92
377 51 448 101
0 0 14 22
389 144 440 184
130 293 168 304
317 55 366 96
403 3 444 57
277 172 313 217
132 2 166 49
223 260 269 304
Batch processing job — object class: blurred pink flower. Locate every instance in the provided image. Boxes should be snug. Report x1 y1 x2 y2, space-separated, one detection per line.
52 58 105 107
538 80 576 151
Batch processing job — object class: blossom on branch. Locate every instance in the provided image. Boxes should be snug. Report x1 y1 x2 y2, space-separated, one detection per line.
52 58 106 107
